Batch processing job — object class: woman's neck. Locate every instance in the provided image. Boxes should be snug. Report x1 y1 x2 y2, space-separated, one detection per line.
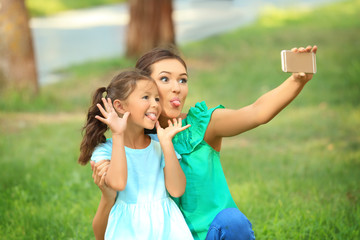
158 113 187 128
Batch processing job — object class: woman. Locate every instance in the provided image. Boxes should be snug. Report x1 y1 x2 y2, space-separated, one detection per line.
91 45 317 240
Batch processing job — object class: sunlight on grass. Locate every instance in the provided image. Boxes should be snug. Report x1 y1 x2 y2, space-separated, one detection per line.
1 0 360 239
26 0 126 17
258 6 311 28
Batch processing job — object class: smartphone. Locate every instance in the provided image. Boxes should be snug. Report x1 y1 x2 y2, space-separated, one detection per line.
281 50 316 73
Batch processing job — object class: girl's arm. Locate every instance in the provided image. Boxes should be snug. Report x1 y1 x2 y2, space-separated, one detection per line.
95 98 129 191
91 160 115 240
205 46 317 150
156 119 190 197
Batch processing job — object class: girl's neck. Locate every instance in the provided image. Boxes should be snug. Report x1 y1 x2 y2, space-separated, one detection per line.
122 127 150 149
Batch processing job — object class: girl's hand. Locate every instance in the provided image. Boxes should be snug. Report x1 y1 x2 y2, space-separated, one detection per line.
156 118 190 143
91 160 116 201
291 45 318 83
95 98 130 135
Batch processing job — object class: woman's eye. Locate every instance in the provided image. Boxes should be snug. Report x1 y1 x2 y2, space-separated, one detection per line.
160 76 169 82
179 78 188 84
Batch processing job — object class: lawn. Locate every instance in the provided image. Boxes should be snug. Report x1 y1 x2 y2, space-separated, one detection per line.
1 0 359 239
26 0 127 17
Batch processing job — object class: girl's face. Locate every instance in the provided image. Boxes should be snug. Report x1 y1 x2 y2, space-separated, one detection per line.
150 59 188 119
122 80 161 130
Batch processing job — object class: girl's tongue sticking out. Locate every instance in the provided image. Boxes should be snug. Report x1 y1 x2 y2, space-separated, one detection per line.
146 113 157 121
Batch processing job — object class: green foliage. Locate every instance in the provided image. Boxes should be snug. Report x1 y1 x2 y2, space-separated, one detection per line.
1 0 359 239
26 0 127 17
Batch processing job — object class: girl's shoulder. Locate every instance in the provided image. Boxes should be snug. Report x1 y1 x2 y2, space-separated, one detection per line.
91 138 112 163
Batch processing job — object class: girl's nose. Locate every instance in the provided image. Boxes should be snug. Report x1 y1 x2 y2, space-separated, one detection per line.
150 98 159 107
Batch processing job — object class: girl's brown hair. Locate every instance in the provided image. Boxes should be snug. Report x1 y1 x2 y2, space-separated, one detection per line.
135 46 187 76
78 69 153 165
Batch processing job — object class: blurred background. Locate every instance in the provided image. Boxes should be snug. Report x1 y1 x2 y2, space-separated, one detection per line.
0 0 359 239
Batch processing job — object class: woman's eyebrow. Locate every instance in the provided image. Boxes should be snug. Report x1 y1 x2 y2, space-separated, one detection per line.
158 71 187 76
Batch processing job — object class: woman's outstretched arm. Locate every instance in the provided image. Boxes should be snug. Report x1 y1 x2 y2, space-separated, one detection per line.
205 46 317 150
91 160 115 240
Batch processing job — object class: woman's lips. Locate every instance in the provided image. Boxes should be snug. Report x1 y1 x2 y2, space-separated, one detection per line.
170 98 181 107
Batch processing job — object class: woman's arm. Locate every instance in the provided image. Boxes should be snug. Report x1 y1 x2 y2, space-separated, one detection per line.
205 46 317 150
93 193 114 240
156 119 190 197
91 160 115 240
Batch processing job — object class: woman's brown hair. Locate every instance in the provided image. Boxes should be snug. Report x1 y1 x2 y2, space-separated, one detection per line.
135 46 187 76
78 70 153 165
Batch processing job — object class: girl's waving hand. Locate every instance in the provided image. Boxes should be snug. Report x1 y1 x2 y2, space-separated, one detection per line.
95 97 130 135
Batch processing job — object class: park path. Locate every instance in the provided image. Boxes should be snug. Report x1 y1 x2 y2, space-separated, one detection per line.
30 0 342 85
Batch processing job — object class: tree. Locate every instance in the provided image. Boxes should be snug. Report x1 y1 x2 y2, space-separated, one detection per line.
126 0 175 58
0 0 38 94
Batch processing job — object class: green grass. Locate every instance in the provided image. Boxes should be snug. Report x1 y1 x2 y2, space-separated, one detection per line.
1 0 360 239
26 0 127 17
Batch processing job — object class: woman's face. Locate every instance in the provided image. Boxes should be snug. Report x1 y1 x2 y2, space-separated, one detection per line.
150 59 188 119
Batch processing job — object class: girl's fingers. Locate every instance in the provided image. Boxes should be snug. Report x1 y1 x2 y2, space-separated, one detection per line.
122 112 131 121
95 115 106 124
172 118 178 126
156 121 161 130
291 47 298 52
168 119 173 127
177 124 191 133
107 98 113 111
97 103 108 118
101 98 109 111
178 118 182 127
102 97 113 113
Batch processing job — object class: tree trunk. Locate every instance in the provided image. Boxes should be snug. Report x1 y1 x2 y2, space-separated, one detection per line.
0 0 38 93
126 0 175 58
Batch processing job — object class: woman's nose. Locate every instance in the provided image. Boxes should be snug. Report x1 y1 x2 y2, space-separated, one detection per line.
171 81 181 93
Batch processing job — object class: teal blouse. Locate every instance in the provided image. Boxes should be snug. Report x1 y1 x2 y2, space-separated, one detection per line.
172 101 237 240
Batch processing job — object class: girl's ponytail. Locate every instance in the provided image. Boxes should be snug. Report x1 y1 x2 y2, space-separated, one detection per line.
78 69 154 165
78 87 108 165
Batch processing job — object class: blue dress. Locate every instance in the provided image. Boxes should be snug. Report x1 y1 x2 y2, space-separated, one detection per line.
91 134 193 240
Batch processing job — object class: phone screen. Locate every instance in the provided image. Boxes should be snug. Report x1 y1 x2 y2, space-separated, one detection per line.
281 50 316 73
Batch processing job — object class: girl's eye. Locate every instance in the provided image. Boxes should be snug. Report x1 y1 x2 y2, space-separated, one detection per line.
142 96 149 100
179 78 188 84
155 97 160 102
160 76 169 82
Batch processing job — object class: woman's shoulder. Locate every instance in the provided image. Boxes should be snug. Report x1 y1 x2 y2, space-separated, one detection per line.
185 101 224 123
174 101 224 154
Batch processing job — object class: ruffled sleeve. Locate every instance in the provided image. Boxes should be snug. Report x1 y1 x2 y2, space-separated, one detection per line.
91 139 112 163
172 101 224 155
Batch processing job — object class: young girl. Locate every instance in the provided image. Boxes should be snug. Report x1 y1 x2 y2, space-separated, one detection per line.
92 45 317 240
78 70 193 239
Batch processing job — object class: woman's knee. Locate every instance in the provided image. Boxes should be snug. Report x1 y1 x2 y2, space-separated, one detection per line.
206 208 255 240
